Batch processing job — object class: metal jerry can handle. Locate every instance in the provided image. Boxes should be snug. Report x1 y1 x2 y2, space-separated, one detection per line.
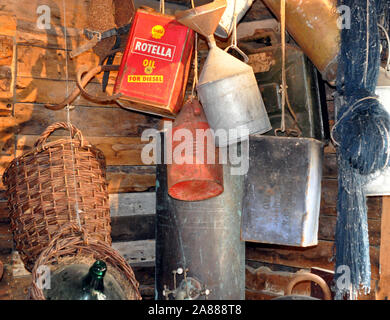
286 273 332 300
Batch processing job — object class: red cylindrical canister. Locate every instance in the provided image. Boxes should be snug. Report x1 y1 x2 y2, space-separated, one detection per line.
167 98 224 201
114 9 195 118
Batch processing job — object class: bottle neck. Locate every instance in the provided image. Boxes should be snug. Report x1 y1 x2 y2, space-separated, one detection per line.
82 260 107 296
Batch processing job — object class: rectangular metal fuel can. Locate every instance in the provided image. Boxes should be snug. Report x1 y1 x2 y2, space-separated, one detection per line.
241 135 324 247
114 9 195 118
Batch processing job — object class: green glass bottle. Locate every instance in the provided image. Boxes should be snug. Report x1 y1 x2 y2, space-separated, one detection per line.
44 260 126 300
81 260 108 300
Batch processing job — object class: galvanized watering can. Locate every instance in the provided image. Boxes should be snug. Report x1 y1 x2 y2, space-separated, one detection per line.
364 66 390 196
175 0 271 147
241 135 324 247
167 98 224 201
156 136 245 299
214 0 254 39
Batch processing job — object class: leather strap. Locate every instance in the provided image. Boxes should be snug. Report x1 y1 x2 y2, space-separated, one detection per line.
70 23 130 59
84 23 131 41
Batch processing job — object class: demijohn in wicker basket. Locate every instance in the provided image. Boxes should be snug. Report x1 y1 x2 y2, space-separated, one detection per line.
2 122 112 272
30 223 141 300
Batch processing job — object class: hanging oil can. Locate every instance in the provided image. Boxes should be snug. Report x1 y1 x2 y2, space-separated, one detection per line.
175 0 271 147
114 9 195 118
167 98 224 201
241 135 324 247
261 0 340 84
156 136 245 299
248 44 327 141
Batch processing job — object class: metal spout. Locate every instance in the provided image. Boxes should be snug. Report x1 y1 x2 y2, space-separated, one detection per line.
175 0 227 41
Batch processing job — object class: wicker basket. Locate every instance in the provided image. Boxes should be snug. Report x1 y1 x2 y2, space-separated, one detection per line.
3 122 112 272
30 223 141 300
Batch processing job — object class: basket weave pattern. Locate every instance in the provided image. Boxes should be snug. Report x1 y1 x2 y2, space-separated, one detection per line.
3 122 112 272
30 223 141 300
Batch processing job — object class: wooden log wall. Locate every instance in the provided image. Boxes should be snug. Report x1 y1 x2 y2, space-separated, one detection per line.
0 0 386 300
0 0 160 299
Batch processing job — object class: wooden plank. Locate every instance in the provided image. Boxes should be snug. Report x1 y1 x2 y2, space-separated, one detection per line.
245 240 380 281
109 192 155 217
106 166 156 193
16 135 152 166
322 153 337 179
0 201 9 223
0 14 16 37
321 179 382 220
15 77 118 107
15 23 82 50
318 214 381 246
16 45 122 84
377 196 390 300
0 224 12 254
111 215 155 242
112 239 155 267
0 34 14 117
0 117 16 177
14 103 160 137
14 0 89 30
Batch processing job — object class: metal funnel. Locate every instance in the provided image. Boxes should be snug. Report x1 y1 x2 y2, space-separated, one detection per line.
175 0 227 43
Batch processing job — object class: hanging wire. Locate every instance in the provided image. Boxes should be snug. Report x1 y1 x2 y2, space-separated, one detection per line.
274 0 301 137
62 0 82 230
279 0 286 133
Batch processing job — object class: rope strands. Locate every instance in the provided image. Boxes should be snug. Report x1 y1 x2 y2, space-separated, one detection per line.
332 0 390 299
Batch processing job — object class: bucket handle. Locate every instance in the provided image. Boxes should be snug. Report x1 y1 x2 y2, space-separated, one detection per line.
224 0 249 63
34 122 85 148
286 273 332 300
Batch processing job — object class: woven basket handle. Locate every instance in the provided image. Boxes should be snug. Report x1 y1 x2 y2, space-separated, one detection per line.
34 122 85 148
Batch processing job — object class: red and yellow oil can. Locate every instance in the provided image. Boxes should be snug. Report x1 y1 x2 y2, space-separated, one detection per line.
114 9 195 118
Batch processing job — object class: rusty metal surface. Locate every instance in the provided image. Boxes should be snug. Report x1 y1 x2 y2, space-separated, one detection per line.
167 99 224 201
250 44 327 141
262 0 340 83
241 135 324 247
156 141 245 299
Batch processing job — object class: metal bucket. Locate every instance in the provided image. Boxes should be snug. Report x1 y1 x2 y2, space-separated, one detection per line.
215 0 253 39
248 44 327 141
241 135 324 247
175 0 271 147
364 68 390 196
156 141 245 299
167 98 224 201
262 0 340 84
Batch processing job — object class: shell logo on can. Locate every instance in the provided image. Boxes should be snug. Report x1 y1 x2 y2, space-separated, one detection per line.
151 25 165 39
